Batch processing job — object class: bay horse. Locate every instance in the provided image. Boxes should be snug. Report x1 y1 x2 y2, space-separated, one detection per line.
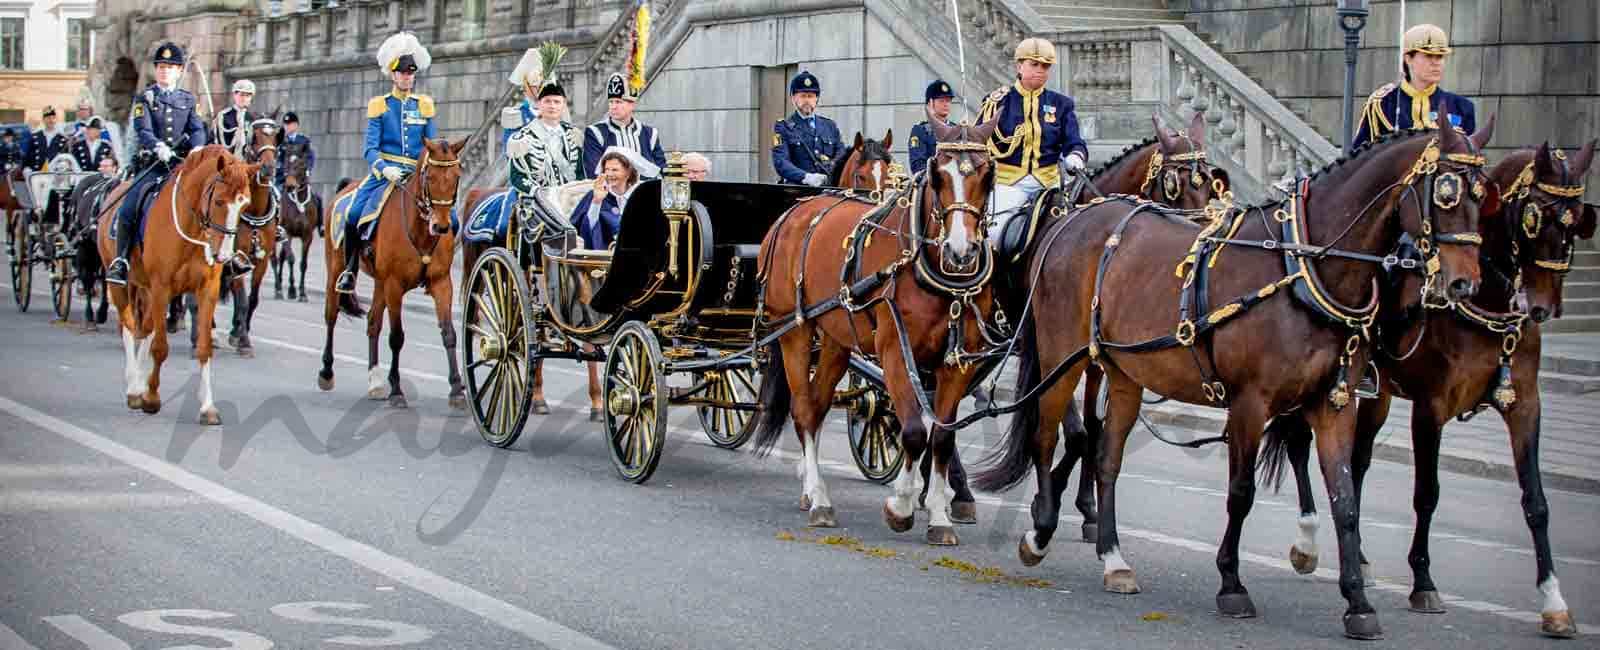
274 139 320 302
749 116 998 543
318 138 467 410
974 122 1495 640
1262 139 1593 639
832 130 894 191
96 146 260 424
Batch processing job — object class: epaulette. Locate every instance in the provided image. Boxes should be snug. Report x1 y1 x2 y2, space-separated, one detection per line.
415 94 435 118
500 106 525 130
1365 82 1396 106
367 96 388 119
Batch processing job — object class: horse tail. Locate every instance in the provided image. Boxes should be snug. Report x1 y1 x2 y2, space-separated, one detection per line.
1257 415 1307 494
973 315 1042 493
748 339 792 457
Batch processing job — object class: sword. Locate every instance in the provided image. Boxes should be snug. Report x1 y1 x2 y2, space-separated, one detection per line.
949 0 971 122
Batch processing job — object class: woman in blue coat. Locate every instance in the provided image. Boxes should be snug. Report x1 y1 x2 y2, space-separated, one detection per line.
569 145 659 249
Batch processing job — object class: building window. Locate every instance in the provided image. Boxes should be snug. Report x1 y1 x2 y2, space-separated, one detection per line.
0 18 23 70
461 0 486 40
67 18 92 70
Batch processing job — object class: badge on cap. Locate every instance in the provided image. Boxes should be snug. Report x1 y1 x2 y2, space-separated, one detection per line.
940 84 949 93
160 47 170 58
804 77 812 87
909 135 919 148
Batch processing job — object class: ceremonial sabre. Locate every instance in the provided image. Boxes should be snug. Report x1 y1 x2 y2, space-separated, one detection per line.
948 0 970 122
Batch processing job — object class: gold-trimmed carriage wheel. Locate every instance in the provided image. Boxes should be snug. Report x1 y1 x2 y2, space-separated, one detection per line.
463 249 537 449
696 366 758 449
605 320 668 483
845 370 904 484
12 209 32 312
51 232 73 321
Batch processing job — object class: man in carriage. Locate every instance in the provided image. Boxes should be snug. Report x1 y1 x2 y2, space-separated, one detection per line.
1353 23 1476 148
213 79 261 160
979 37 1087 241
334 32 437 295
909 79 957 176
27 106 69 171
70 117 116 173
504 45 582 194
106 42 209 287
582 72 666 179
771 70 843 187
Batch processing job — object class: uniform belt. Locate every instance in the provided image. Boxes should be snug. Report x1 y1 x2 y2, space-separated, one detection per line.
379 153 418 165
996 161 1059 187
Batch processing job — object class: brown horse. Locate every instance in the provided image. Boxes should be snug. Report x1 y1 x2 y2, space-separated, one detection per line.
832 130 894 191
749 116 998 544
96 146 260 424
974 122 1495 640
1262 140 1593 639
319 138 467 409
275 139 320 302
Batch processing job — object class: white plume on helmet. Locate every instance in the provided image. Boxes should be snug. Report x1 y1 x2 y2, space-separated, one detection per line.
376 32 431 74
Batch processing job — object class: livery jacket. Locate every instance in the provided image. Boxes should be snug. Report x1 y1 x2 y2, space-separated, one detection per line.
26 127 67 171
582 118 666 180
908 119 952 176
979 81 1087 187
213 106 260 159
71 138 116 171
507 119 583 195
500 100 537 153
1352 81 1476 150
771 111 843 184
131 83 208 169
365 91 438 176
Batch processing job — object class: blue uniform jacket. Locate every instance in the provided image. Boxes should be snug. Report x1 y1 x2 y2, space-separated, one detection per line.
350 92 437 227
582 119 665 181
277 132 315 184
1353 81 1476 150
771 112 843 184
979 82 1086 187
908 119 951 176
26 129 67 170
131 84 208 164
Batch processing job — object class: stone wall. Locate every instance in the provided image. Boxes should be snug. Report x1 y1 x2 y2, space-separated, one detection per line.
1173 0 1599 186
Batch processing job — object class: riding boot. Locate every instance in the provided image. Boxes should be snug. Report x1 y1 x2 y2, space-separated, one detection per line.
335 227 360 294
106 214 136 285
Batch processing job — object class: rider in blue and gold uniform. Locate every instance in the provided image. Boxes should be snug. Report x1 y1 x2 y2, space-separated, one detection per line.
771 71 843 186
336 31 437 294
980 37 1087 235
908 79 956 176
1353 24 1476 148
106 42 208 286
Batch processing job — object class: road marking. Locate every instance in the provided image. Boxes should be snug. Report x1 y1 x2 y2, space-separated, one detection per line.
0 395 615 650
0 622 41 650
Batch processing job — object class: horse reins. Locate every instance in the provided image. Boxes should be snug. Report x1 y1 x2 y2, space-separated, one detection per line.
385 146 460 286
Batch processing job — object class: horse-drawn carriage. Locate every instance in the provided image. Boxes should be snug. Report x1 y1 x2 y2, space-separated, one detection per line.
8 155 101 318
461 153 905 483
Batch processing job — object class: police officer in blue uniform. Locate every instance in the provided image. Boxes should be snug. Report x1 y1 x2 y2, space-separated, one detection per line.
909 79 956 176
277 111 315 184
771 71 843 186
980 37 1087 236
336 31 438 294
582 72 666 180
1353 24 1476 149
27 106 68 170
106 42 209 286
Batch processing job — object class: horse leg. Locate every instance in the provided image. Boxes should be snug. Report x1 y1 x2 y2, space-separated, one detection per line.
875 320 928 534
1018 370 1079 564
1305 398 1383 640
1279 413 1323 575
139 287 173 415
1398 395 1452 613
795 338 847 527
366 285 389 400
273 244 284 300
229 280 248 352
1350 395 1382 587
384 280 407 408
186 293 200 357
317 270 338 391
428 278 466 410
193 278 223 425
1095 368 1145 594
1500 394 1578 637
1214 395 1269 619
298 237 310 302
120 295 148 410
923 364 980 546
236 269 262 356
1072 365 1105 541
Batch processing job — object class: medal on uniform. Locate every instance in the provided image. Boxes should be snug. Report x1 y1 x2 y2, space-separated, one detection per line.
909 135 919 148
1043 104 1057 124
772 132 782 148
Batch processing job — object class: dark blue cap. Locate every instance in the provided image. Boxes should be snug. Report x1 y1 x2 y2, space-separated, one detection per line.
925 79 955 103
789 71 820 96
152 42 185 66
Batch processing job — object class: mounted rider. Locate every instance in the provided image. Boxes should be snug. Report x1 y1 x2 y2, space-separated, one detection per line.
909 79 956 176
277 111 315 185
214 79 260 160
336 31 437 295
106 42 209 286
771 70 843 187
1353 24 1476 149
979 37 1087 238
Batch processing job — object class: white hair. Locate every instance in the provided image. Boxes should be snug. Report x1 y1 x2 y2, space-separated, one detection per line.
682 152 711 171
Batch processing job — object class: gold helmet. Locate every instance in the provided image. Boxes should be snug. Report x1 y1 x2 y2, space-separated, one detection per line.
1403 24 1451 56
1014 37 1058 65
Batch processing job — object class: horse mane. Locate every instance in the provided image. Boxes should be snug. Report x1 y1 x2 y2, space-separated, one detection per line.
829 137 890 186
1089 136 1160 179
1233 128 1437 212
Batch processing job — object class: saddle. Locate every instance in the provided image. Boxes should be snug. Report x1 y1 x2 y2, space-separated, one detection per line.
111 171 175 245
995 186 1061 266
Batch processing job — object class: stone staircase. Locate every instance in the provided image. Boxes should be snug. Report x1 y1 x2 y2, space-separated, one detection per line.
1545 248 1600 334
1029 0 1186 31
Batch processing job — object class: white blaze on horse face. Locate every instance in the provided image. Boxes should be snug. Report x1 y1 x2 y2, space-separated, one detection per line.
871 161 884 192
938 158 972 258
218 192 249 264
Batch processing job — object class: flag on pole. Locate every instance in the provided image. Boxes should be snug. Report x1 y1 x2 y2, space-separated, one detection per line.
627 0 652 95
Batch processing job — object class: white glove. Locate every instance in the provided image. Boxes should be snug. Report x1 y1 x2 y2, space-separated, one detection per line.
381 166 406 183
155 143 175 163
801 173 827 187
1064 152 1086 173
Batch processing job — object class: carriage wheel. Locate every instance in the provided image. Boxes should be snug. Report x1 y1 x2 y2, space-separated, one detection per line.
51 235 73 321
846 370 904 484
463 249 536 449
12 211 30 312
696 367 758 449
605 321 668 484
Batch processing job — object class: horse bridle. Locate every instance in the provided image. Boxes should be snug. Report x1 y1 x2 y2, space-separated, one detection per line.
1499 153 1587 277
1376 135 1491 308
1141 134 1226 204
243 118 280 185
387 147 460 275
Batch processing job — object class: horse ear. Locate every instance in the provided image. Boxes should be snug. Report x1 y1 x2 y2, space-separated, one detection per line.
1468 113 1495 151
1534 142 1555 178
1153 114 1178 153
1186 112 1206 151
853 131 864 151
1568 138 1598 176
882 129 893 151
969 114 999 145
450 138 467 155
1477 175 1502 219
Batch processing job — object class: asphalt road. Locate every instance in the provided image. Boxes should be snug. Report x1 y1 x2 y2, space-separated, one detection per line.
0 262 1595 649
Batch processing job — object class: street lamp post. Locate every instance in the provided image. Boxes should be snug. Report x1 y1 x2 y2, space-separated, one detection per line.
1338 0 1370 156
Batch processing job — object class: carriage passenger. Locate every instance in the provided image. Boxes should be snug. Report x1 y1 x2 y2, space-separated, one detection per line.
504 45 581 193
70 117 116 172
681 152 710 181
568 146 659 250
98 156 118 177
582 73 666 180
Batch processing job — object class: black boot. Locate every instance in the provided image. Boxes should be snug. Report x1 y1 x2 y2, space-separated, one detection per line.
335 238 360 294
105 219 135 286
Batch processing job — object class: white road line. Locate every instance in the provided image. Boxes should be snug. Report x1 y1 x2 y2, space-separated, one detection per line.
0 622 41 650
0 395 615 650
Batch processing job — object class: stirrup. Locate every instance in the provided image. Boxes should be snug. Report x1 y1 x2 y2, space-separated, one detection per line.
1354 362 1380 400
335 270 357 294
106 258 130 285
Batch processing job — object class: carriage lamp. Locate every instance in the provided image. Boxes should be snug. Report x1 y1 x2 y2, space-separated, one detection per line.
1337 0 1370 156
661 151 692 213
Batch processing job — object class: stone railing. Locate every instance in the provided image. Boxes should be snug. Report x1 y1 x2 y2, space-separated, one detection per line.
585 0 691 119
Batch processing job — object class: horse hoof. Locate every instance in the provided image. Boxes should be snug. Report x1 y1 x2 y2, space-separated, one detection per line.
199 408 222 426
1289 544 1318 575
238 346 254 358
926 525 959 546
807 506 838 528
1360 561 1376 587
317 374 334 391
949 500 978 525
1407 590 1446 614
227 335 240 348
1342 612 1384 641
368 387 388 400
299 294 309 303
1541 610 1579 638
1103 569 1141 594
274 290 283 300
449 394 467 411
389 394 408 409
883 502 914 533
798 494 811 512
1018 535 1046 567
140 397 162 415
1216 591 1257 618
1081 522 1098 543
126 394 143 410
589 407 602 422
531 399 551 415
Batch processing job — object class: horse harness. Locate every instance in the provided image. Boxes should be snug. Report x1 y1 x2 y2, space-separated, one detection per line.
1083 135 1487 413
168 166 245 267
385 147 460 288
